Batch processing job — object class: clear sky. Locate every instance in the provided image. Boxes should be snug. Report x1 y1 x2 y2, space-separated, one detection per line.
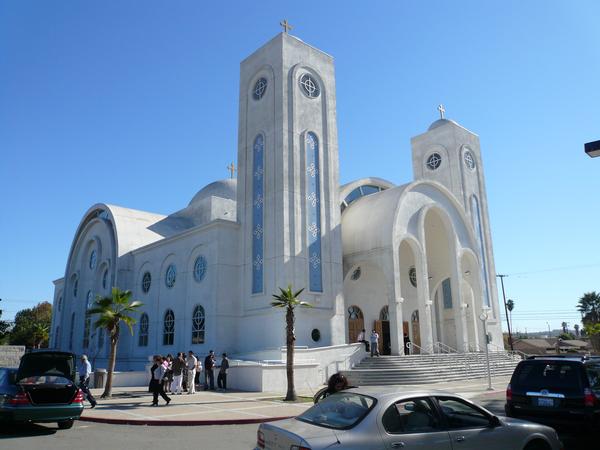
1 1 599 333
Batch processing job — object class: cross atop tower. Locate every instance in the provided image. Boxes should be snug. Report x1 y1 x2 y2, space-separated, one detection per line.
437 104 446 119
227 162 236 179
280 19 293 34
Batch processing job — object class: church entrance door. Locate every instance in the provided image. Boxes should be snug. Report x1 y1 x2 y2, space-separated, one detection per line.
374 320 391 355
347 306 364 344
411 310 421 354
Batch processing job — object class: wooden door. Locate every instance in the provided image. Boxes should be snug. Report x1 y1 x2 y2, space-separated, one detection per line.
381 321 391 355
348 318 364 343
374 320 384 354
412 318 421 354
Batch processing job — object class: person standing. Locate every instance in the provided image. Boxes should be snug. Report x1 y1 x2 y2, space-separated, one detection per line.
356 328 369 352
370 330 380 357
186 351 198 394
78 355 97 408
171 353 185 394
204 350 216 390
149 355 171 406
404 333 411 355
217 353 229 391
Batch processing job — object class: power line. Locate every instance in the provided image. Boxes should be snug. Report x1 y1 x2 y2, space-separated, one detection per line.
505 262 600 277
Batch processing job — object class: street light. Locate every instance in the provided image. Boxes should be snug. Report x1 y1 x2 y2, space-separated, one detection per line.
479 311 493 391
585 140 600 158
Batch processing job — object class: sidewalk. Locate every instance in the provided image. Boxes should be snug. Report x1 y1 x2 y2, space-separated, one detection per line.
80 375 511 426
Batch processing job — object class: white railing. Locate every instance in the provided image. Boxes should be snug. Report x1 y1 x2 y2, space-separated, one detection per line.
406 342 434 355
488 343 529 360
434 342 459 354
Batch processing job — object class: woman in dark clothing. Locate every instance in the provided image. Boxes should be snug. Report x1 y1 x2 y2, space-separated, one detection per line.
149 355 171 406
313 373 353 403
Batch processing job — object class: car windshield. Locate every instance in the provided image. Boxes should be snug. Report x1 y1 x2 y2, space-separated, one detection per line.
515 362 581 391
586 365 600 392
297 392 376 430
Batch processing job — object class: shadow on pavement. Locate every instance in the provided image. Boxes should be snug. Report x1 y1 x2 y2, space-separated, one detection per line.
0 422 58 439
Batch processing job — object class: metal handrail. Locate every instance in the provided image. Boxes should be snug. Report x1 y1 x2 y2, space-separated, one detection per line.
487 343 529 360
434 342 459 354
406 342 434 355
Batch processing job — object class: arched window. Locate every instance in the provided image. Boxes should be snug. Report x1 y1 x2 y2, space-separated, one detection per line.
73 279 78 297
98 327 105 349
82 315 91 348
380 305 389 321
102 268 109 290
348 306 364 320
163 310 175 346
192 305 205 344
252 134 265 294
442 278 453 309
139 313 149 347
305 132 322 292
54 326 60 348
69 313 75 350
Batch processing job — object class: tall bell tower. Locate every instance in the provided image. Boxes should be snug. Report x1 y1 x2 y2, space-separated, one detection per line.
235 29 345 352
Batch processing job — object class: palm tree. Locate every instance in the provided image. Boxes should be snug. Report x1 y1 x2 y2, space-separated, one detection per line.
271 285 312 402
577 291 600 324
561 321 568 334
87 287 143 398
574 324 580 337
31 323 49 349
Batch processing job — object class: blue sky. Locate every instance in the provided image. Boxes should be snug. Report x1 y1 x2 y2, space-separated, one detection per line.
1 1 599 333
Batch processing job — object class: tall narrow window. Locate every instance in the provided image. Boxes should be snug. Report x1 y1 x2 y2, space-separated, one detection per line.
139 313 149 347
442 278 453 309
252 134 265 294
471 196 491 307
192 305 205 344
163 310 175 346
82 316 91 348
305 132 323 292
69 313 75 350
54 326 60 348
98 327 105 349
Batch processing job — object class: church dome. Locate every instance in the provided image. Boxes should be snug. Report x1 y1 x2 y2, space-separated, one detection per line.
188 178 237 207
428 118 459 131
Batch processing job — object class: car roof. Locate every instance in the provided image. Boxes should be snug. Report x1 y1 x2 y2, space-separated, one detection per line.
345 386 466 400
523 355 600 363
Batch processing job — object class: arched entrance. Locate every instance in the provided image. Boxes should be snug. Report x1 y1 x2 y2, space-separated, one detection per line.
375 305 391 355
347 305 364 344
411 310 421 354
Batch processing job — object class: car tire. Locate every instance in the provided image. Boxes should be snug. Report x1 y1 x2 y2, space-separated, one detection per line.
57 419 74 430
524 439 550 450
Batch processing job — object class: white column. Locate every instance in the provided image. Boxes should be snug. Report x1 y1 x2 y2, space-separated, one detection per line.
417 251 434 354
451 260 469 352
389 296 404 355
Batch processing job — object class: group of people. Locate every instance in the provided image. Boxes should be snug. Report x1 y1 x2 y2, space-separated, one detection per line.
149 350 230 406
357 328 412 356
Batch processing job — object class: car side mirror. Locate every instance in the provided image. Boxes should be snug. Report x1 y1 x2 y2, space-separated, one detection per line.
489 416 501 427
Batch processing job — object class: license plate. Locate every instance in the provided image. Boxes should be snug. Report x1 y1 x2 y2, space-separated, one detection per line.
537 397 554 407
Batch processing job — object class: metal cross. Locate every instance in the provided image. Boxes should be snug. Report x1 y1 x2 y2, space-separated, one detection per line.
227 162 236 178
438 104 446 119
280 19 293 34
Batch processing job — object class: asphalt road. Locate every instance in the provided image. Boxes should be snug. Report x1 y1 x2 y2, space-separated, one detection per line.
0 392 596 450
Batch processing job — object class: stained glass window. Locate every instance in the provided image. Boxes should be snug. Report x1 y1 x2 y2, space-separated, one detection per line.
442 278 453 309
299 73 320 98
253 77 267 100
380 305 389 321
464 149 476 170
348 306 363 320
102 269 109 290
142 272 151 293
409 267 417 287
252 134 265 294
139 313 149 347
192 305 205 344
194 256 207 283
163 310 175 346
89 250 97 270
426 153 442 170
306 132 322 292
165 265 176 288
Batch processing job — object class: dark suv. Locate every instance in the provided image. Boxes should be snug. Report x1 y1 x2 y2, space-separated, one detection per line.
505 355 600 430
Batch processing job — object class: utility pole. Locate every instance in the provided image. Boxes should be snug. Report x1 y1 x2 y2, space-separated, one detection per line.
496 274 514 351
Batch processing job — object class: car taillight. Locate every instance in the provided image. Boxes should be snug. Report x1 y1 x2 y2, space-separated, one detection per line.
72 389 85 404
506 383 512 401
9 392 30 406
290 446 311 450
584 388 597 407
257 430 265 449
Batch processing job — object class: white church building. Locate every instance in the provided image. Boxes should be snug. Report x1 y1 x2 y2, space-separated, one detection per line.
50 32 504 373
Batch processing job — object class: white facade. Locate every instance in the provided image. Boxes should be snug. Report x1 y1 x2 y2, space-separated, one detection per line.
50 33 503 370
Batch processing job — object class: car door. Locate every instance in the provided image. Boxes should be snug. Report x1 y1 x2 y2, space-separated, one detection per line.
378 397 452 450
434 396 515 450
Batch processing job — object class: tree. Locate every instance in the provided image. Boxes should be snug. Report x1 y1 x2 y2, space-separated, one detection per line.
9 302 52 348
0 299 11 343
87 288 143 399
577 291 600 325
561 322 568 334
271 285 312 402
574 324 580 337
506 299 515 332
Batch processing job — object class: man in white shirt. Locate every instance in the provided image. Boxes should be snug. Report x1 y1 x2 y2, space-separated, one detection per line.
78 354 97 408
356 328 369 352
186 351 199 394
369 330 380 357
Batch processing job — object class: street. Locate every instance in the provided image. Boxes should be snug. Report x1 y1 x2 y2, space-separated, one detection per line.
1 390 596 450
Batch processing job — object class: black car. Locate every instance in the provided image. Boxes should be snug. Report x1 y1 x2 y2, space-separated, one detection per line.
505 355 600 430
0 350 84 429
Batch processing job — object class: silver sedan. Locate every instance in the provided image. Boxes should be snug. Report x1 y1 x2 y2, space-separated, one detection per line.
255 387 563 450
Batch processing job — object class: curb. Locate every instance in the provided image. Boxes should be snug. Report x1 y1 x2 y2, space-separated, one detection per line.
79 415 295 426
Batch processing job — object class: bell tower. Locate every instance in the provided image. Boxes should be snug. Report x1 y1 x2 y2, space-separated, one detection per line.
236 30 345 351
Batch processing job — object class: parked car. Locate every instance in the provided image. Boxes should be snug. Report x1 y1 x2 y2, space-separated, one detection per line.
256 387 562 450
505 355 600 431
0 350 84 429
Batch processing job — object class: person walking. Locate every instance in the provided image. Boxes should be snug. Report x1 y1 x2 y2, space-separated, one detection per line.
163 354 173 393
78 355 97 408
204 350 216 390
356 328 369 352
149 355 171 406
171 352 185 394
370 330 380 357
186 351 198 394
217 353 229 391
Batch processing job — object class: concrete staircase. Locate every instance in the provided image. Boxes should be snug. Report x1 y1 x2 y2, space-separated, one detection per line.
340 351 521 385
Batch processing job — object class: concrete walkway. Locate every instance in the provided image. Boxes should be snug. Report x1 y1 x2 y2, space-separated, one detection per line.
80 375 511 426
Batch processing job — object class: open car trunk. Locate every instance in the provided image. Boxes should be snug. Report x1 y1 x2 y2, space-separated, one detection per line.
17 351 79 404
